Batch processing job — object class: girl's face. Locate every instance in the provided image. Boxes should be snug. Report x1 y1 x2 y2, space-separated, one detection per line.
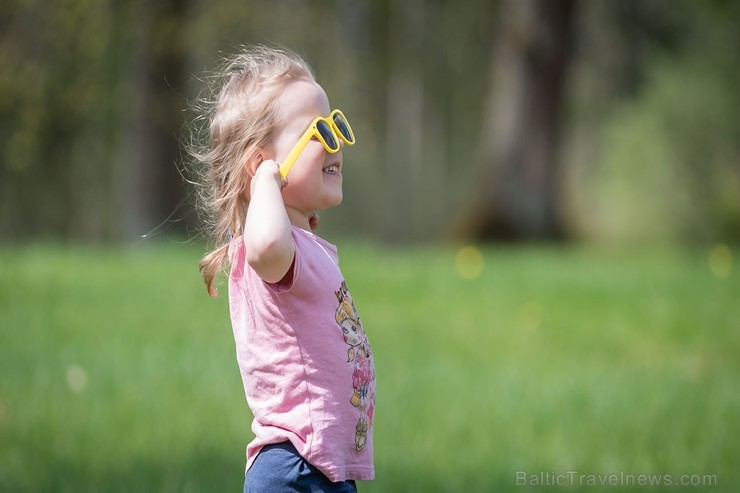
270 79 343 221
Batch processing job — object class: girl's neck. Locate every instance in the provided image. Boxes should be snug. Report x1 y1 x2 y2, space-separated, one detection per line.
285 206 312 232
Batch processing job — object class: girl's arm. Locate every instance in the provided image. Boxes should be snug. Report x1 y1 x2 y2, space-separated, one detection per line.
244 160 295 283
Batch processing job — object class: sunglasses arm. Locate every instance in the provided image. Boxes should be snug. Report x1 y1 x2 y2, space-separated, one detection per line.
278 130 315 179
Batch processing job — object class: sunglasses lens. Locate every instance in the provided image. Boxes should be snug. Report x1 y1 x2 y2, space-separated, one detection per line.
316 120 338 151
333 114 354 143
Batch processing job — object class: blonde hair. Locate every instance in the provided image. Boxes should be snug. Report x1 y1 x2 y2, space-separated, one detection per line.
187 45 314 297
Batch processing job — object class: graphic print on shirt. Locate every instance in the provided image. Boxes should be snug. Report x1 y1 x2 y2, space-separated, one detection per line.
335 280 376 452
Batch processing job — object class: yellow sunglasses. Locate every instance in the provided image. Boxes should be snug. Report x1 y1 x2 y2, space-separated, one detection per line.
279 109 356 179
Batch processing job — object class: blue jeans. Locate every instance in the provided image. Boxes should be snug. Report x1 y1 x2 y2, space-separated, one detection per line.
244 442 358 493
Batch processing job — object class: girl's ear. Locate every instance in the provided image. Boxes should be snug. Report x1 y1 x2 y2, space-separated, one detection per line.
245 148 267 177
244 147 272 201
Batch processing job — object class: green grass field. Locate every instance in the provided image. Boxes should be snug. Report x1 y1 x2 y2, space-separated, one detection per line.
0 241 737 492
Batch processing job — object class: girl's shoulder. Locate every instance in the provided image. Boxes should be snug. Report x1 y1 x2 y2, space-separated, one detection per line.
292 226 338 257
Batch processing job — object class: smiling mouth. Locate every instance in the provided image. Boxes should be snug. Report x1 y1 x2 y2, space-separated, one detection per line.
323 164 341 175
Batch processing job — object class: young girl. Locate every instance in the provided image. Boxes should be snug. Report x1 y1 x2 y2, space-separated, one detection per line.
189 46 376 492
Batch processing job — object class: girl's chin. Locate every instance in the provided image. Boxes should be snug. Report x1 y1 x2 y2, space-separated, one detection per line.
323 184 343 207
325 193 343 208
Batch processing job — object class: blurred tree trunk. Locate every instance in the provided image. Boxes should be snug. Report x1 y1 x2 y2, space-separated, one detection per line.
384 0 425 241
459 0 576 240
120 0 189 240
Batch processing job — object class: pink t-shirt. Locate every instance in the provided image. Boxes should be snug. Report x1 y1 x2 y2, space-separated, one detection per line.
228 226 376 482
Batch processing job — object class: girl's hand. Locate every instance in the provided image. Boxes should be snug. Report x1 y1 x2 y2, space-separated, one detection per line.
309 211 319 231
250 160 286 197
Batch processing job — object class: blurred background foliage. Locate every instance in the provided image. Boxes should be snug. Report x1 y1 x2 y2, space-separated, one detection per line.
1 0 738 245
2 2 739 492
